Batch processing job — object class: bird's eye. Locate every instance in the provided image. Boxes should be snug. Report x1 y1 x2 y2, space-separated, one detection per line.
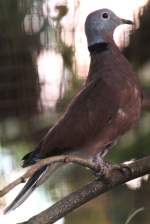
102 12 109 19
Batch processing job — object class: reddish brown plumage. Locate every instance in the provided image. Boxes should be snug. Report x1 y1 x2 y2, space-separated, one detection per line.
40 36 141 157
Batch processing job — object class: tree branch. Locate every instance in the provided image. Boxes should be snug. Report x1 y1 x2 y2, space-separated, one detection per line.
0 155 96 197
16 155 150 224
2 155 150 224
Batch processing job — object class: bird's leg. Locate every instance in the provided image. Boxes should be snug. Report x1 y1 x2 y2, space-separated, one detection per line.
92 154 114 180
92 153 131 181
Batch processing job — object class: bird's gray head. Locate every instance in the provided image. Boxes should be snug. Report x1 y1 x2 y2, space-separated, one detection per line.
85 8 133 47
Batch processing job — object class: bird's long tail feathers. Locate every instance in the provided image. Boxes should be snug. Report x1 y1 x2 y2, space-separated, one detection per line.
4 163 62 214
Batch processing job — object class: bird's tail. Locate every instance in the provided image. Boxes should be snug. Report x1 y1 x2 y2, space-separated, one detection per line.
4 163 62 214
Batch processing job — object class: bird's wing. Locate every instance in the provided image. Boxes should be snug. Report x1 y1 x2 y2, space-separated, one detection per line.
41 78 120 156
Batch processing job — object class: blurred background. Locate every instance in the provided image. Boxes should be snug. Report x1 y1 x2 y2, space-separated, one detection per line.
0 0 150 223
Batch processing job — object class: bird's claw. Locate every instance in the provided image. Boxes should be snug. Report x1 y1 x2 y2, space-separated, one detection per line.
92 155 131 181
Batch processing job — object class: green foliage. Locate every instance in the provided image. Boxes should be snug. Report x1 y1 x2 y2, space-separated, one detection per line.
54 5 68 21
124 2 150 67
61 43 74 69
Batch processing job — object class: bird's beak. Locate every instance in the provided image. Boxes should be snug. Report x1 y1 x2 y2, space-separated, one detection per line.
120 18 134 25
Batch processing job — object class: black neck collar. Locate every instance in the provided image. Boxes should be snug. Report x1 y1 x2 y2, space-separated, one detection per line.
88 42 109 54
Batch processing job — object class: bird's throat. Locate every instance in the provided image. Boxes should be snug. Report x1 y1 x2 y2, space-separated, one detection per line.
88 42 109 54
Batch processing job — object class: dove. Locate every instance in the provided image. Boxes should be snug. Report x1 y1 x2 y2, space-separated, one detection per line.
4 8 141 214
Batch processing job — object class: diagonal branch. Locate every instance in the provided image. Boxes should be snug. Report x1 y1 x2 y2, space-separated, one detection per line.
18 155 150 224
0 155 96 197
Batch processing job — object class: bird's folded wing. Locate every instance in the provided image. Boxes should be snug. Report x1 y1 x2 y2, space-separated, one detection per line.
41 78 120 155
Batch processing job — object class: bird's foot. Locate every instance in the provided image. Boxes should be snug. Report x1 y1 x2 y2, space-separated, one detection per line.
92 154 131 181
